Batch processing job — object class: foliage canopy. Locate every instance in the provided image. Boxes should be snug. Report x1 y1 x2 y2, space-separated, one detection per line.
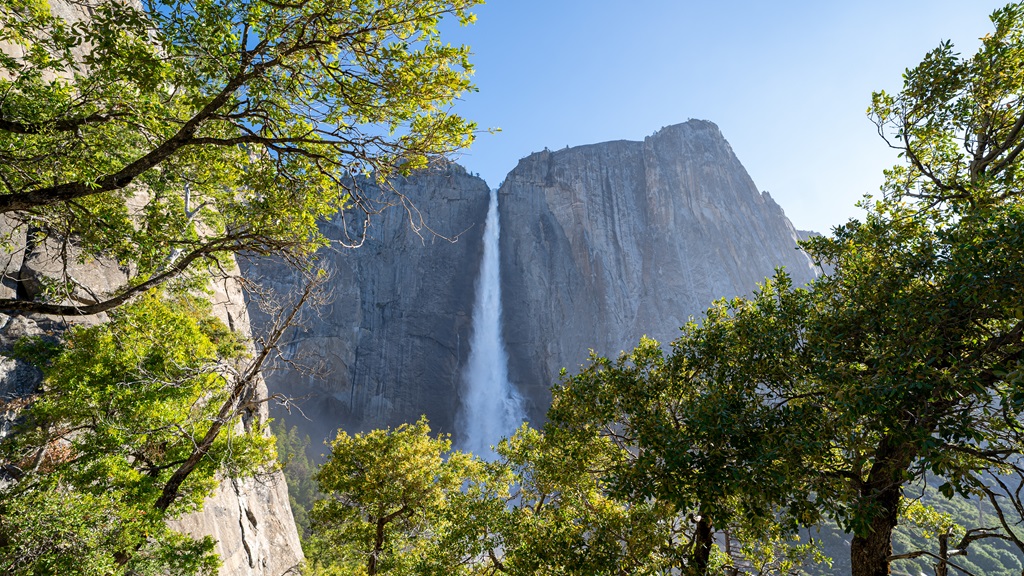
0 292 274 574
0 0 481 314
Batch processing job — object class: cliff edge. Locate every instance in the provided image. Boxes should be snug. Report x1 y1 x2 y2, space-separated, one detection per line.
499 120 818 419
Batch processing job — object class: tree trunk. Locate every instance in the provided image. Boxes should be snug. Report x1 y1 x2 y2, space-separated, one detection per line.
691 513 713 576
850 436 915 576
368 516 385 575
850 521 897 576
934 533 949 576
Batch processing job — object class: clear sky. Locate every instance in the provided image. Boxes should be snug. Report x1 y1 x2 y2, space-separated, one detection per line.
441 0 1010 233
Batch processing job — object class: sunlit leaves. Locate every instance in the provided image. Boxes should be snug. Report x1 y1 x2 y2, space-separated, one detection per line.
0 292 274 574
0 0 482 313
307 417 503 576
869 2 1024 210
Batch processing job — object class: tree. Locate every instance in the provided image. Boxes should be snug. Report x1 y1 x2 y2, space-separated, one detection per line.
0 291 274 574
494 424 688 576
547 277 827 576
790 196 1024 576
787 5 1024 573
0 0 481 315
306 417 504 576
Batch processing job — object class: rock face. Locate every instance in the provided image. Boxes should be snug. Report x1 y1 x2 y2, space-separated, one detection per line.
0 222 303 576
241 164 490 445
247 121 818 443
499 120 818 421
168 274 304 576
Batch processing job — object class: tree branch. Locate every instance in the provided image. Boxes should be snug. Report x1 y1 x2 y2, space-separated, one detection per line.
0 241 215 315
0 68 251 213
0 111 126 136
151 275 317 513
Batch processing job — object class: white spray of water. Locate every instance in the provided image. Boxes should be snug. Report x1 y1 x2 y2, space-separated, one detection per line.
458 188 525 456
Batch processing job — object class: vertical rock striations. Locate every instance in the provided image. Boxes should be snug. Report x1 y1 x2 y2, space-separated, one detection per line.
498 120 818 420
244 122 816 447
242 164 491 445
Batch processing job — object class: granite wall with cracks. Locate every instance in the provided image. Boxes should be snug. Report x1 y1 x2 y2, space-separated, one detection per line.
246 123 819 447
0 220 304 576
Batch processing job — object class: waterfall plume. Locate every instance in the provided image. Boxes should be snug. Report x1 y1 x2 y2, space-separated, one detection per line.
458 188 525 455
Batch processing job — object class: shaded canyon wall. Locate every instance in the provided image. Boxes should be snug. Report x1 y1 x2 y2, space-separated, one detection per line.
247 121 818 443
241 165 490 446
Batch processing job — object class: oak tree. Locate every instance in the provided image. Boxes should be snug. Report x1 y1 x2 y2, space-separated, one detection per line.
793 4 1024 573
0 292 274 574
548 278 826 576
306 418 506 576
0 0 481 315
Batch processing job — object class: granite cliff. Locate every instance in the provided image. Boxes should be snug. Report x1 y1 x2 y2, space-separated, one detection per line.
499 120 818 419
242 165 490 445
247 121 818 442
0 226 304 575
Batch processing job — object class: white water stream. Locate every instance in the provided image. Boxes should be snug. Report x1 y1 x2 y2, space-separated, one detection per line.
458 188 525 455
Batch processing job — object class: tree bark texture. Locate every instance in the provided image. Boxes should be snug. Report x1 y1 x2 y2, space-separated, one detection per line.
850 437 915 576
691 514 713 576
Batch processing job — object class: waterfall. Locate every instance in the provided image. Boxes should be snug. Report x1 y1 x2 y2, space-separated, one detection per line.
458 188 525 455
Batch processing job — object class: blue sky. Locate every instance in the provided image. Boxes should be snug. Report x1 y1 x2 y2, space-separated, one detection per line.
442 1 1009 232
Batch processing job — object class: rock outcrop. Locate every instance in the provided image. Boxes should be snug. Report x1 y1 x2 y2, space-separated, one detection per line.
0 221 304 576
246 121 818 443
499 120 819 419
241 164 490 445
